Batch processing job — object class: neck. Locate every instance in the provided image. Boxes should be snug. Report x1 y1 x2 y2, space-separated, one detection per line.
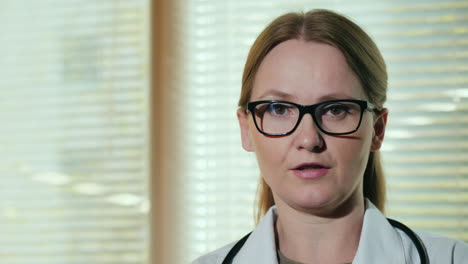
275 195 365 264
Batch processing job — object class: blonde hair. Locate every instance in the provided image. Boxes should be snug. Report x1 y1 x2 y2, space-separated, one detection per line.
237 10 388 223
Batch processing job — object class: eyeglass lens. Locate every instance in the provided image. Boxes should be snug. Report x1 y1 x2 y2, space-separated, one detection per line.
253 101 363 135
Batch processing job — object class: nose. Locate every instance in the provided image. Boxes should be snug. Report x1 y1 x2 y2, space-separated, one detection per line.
293 113 325 152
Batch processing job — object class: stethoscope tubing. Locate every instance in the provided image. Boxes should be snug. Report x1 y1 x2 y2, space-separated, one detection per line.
222 218 429 264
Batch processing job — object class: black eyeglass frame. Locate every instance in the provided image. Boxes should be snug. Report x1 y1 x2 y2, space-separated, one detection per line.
246 99 376 136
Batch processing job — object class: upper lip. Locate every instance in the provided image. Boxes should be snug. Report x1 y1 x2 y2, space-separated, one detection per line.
292 162 330 170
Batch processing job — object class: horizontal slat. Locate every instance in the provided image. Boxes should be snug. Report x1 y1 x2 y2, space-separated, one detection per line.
388 207 468 216
389 181 468 189
388 1 468 11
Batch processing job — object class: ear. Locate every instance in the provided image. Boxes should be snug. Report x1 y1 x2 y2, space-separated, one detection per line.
371 108 388 152
237 108 254 152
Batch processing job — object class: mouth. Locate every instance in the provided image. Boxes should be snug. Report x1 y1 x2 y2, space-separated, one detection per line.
292 163 330 179
293 163 330 170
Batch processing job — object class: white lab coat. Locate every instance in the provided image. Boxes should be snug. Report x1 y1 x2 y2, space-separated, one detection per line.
192 199 468 264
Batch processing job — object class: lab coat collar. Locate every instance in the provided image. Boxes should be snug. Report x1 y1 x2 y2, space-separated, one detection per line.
233 199 407 264
353 200 406 263
233 205 279 263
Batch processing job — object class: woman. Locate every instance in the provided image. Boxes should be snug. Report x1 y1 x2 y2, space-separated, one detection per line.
193 9 468 264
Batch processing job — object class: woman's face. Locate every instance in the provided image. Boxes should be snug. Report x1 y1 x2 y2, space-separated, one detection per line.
238 39 387 215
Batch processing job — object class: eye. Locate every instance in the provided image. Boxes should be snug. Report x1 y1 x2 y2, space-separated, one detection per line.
266 103 293 117
321 103 351 117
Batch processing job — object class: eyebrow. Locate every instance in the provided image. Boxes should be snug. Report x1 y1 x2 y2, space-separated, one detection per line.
255 90 359 102
255 90 298 101
316 94 359 101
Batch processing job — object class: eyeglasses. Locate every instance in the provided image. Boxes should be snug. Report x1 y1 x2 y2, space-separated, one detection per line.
246 99 376 136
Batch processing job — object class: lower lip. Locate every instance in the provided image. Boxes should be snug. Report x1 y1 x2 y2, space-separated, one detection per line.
293 168 329 179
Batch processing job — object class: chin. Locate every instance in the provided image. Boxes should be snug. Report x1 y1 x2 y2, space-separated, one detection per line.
291 190 336 210
288 188 355 215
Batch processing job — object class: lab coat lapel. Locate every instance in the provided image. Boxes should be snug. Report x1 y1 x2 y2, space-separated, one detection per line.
232 201 407 264
353 201 407 264
233 207 278 264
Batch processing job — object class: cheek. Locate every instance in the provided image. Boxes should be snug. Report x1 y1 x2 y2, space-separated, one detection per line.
337 141 370 169
336 121 373 173
249 127 289 173
329 120 372 175
341 135 372 158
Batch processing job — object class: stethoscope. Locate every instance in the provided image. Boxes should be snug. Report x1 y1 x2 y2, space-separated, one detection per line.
222 218 429 264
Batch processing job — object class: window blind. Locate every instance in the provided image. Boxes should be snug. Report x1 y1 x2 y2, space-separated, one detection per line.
172 0 468 262
0 1 150 263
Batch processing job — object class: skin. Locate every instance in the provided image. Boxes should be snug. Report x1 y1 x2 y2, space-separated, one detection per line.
237 39 388 263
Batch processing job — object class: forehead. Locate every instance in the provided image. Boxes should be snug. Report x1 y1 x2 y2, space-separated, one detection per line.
251 39 365 102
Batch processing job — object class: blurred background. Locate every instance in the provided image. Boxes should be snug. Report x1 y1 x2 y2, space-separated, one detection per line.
0 0 467 263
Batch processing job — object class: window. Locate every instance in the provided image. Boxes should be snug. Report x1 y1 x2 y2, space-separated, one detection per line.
0 1 150 263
